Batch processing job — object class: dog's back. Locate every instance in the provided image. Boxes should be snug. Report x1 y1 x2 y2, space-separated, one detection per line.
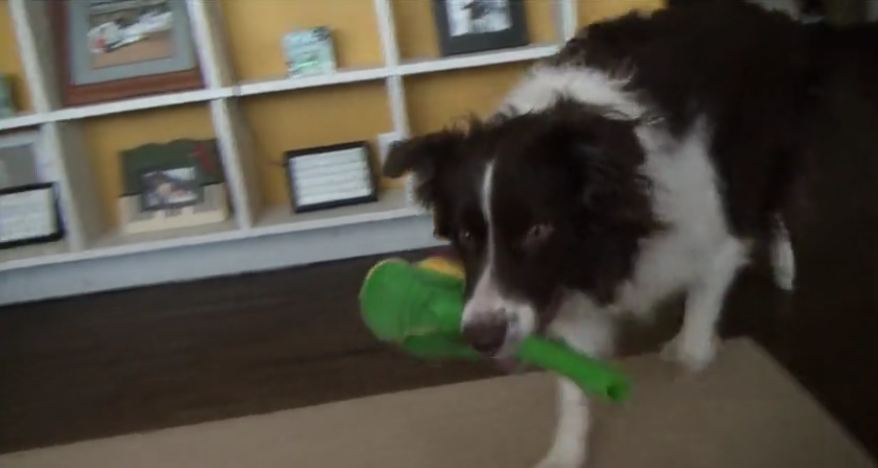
552 0 877 238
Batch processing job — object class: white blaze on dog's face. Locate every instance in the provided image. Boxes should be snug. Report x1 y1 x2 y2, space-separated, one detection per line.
459 162 539 357
383 102 656 357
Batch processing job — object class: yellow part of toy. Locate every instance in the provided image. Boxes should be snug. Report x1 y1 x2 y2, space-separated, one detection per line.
416 256 465 280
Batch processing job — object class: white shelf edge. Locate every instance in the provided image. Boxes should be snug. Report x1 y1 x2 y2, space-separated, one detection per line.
395 44 560 76
0 45 558 128
0 113 43 131
0 193 424 273
254 206 422 239
236 67 391 97
46 88 233 122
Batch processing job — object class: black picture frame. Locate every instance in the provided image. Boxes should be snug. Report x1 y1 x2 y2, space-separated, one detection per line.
0 183 64 249
285 141 378 213
432 0 528 56
137 164 204 212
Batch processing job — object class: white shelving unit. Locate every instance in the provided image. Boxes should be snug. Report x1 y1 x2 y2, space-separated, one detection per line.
0 0 578 305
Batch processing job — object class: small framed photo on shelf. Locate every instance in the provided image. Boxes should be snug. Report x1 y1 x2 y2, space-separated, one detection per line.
139 165 202 211
0 183 64 249
118 139 229 234
282 27 337 77
0 74 15 118
433 0 528 56
285 141 377 213
49 0 203 106
0 131 52 190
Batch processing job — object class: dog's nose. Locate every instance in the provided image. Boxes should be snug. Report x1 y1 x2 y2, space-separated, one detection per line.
461 315 508 355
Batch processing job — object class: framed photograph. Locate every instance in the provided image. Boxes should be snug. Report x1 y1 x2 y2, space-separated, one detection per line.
0 131 52 191
50 0 203 106
283 27 337 77
285 141 377 213
139 165 202 211
118 139 228 234
433 0 528 56
0 183 64 249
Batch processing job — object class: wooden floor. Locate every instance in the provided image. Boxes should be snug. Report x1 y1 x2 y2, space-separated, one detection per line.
1 91 877 458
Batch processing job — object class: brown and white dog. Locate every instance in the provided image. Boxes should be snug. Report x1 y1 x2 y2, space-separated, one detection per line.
385 1 878 466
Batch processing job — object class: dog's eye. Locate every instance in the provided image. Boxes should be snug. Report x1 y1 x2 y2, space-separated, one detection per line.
523 223 554 249
458 229 476 248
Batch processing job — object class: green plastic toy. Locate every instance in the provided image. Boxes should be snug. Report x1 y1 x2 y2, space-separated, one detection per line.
359 258 631 402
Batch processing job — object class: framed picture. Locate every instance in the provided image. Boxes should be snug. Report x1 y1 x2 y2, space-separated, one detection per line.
50 0 203 106
0 131 52 191
118 139 228 234
433 0 528 56
285 141 377 213
138 164 202 211
283 27 337 77
0 183 64 249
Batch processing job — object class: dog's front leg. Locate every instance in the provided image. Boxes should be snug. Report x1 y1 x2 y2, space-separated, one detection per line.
535 378 590 468
662 237 749 371
536 293 614 468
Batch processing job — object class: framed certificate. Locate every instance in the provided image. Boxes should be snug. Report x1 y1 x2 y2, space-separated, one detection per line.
0 183 64 249
285 142 378 213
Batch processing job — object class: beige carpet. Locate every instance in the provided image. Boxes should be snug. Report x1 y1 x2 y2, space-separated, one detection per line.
1 339 874 468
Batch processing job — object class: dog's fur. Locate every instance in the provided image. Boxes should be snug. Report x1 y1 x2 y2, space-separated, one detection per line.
384 1 878 466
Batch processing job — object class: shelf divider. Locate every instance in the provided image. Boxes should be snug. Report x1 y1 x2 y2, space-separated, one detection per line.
210 98 262 229
186 0 235 88
9 0 59 113
374 0 411 138
42 121 104 251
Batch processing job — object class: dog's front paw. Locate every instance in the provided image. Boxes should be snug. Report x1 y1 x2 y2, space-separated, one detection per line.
661 334 718 373
533 450 587 468
534 458 585 468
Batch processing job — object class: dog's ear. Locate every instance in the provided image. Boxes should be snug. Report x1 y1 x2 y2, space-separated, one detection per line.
562 117 655 231
383 130 465 208
542 115 659 303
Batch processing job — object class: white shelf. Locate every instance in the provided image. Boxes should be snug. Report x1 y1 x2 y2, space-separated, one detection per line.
237 66 391 97
0 188 421 273
395 43 560 76
90 218 241 252
0 239 70 265
48 88 233 122
0 113 43 131
254 188 421 236
0 45 558 130
235 44 559 98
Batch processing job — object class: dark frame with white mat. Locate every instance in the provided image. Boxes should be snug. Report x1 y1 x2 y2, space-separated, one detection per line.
0 183 64 249
432 0 528 56
284 141 378 213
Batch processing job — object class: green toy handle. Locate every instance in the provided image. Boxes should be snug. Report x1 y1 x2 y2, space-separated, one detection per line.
518 338 629 401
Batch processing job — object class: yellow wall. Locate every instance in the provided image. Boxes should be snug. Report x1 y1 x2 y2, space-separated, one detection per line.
394 0 557 60
221 0 383 82
0 0 31 112
578 0 665 25
241 82 392 205
83 105 216 226
405 62 531 135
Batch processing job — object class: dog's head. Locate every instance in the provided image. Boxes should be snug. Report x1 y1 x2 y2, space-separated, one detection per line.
385 102 656 356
